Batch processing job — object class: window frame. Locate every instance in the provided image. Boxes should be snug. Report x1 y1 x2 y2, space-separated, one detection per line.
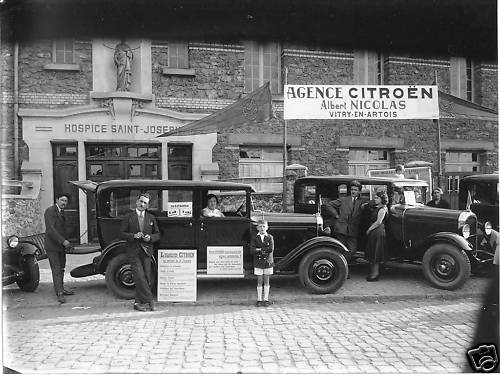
244 41 282 94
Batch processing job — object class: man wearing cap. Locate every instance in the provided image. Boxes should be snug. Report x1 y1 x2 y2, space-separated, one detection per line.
44 193 74 304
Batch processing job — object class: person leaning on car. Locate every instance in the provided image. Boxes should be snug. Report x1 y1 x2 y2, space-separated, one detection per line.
120 193 160 312
323 180 369 259
426 187 451 209
44 192 74 304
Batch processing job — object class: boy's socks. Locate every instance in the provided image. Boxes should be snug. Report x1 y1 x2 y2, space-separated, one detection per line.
257 286 263 301
263 285 270 301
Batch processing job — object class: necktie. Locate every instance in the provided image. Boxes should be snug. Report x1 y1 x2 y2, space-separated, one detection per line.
60 209 65 220
138 212 144 231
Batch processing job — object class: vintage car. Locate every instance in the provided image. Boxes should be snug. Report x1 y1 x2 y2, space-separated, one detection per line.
70 179 350 298
2 233 46 292
294 175 480 290
458 173 499 272
459 174 499 230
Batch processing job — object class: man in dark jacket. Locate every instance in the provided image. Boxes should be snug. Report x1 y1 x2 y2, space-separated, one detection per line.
323 180 368 260
120 193 160 312
44 192 74 304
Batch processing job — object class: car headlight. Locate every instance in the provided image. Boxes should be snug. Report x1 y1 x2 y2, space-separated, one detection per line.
462 224 470 239
484 221 492 236
315 213 324 227
7 236 19 248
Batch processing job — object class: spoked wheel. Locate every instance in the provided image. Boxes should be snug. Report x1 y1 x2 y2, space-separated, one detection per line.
422 243 470 290
298 247 348 294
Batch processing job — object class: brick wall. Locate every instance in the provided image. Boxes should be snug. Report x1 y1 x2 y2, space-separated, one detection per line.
1 196 44 238
18 40 92 94
152 44 245 99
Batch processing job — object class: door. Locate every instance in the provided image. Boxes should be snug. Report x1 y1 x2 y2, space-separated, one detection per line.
86 143 162 241
52 143 80 243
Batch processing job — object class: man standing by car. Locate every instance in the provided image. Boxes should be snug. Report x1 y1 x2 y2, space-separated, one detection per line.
427 187 451 209
120 193 160 312
324 180 368 260
44 193 74 304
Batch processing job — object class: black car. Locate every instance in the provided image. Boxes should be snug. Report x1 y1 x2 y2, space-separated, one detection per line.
294 175 481 290
459 173 499 272
2 233 46 292
459 174 499 230
70 179 350 298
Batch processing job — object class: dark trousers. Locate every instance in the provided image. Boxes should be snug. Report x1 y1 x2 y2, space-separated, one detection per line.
333 233 358 260
130 250 154 304
47 249 66 295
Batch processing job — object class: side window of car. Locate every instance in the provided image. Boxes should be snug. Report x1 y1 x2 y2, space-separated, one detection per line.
164 190 193 217
297 184 316 204
338 184 348 198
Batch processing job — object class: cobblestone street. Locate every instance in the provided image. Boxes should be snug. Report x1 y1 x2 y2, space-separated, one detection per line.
3 298 480 373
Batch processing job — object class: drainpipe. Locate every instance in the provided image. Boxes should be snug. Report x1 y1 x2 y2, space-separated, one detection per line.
14 41 19 179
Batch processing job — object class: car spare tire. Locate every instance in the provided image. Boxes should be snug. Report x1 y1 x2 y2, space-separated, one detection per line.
422 243 471 290
298 247 348 294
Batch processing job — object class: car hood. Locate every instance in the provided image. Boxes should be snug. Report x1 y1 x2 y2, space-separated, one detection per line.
401 205 474 223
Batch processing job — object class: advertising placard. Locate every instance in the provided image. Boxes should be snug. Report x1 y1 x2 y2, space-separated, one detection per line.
167 202 193 217
157 249 197 302
207 246 243 275
284 85 439 120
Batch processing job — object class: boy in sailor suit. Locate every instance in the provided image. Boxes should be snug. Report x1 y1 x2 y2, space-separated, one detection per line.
252 219 274 307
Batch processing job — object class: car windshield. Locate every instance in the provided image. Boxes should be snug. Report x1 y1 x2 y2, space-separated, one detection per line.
392 185 427 205
468 182 499 205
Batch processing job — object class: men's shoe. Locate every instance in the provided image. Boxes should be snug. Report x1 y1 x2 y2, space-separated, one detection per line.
133 303 148 312
62 289 75 295
255 301 263 307
56 293 66 304
263 300 271 307
148 301 156 311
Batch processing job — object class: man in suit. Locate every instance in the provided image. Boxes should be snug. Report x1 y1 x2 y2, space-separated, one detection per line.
44 192 74 304
120 193 160 312
323 180 368 260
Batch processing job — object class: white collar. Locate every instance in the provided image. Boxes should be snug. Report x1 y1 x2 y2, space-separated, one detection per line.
136 209 145 216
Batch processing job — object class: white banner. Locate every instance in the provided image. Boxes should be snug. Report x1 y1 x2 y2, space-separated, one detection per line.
284 85 439 120
207 246 243 275
157 249 197 302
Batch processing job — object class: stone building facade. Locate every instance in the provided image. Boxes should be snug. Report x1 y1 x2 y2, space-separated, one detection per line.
1 37 497 243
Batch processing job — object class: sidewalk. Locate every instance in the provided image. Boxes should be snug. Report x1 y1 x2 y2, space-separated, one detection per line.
2 260 491 311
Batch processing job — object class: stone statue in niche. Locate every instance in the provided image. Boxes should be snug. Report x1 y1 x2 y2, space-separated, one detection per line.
114 40 133 91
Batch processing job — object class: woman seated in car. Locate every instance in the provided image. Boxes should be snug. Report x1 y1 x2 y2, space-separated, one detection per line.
201 194 225 218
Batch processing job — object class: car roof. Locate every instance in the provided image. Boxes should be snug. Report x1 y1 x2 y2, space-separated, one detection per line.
71 179 256 193
296 175 428 186
460 174 499 183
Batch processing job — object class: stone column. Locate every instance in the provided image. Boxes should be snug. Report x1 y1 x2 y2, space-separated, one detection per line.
284 164 308 213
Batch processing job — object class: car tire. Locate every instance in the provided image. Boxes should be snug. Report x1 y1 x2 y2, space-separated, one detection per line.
422 243 471 290
298 247 348 294
105 253 137 299
16 255 40 292
105 253 158 300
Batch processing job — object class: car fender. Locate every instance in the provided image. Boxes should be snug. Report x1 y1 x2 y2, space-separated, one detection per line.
19 242 41 258
276 236 349 271
96 240 158 273
96 240 128 273
421 232 473 254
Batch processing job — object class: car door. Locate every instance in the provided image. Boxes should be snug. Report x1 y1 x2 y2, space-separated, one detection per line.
197 189 252 274
155 188 198 251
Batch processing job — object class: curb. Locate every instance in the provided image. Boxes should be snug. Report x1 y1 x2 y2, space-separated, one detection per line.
4 290 485 311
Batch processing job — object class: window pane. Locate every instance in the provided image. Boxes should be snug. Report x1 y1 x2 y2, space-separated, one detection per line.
90 164 103 176
106 164 121 176
129 164 141 176
146 164 158 177
127 147 138 157
138 147 148 157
